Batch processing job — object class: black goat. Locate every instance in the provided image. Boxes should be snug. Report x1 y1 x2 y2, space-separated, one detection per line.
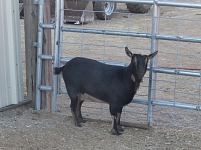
54 47 158 135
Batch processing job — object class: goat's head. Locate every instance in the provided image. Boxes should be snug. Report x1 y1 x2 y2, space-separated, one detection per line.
125 47 158 80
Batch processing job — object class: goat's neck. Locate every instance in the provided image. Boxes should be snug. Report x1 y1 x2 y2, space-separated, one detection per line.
126 63 142 93
127 63 142 83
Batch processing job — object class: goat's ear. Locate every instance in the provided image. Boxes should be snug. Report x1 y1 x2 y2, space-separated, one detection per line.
125 47 132 58
148 51 158 60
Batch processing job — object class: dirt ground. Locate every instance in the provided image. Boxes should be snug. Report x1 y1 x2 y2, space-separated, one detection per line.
1 2 201 150
0 104 201 150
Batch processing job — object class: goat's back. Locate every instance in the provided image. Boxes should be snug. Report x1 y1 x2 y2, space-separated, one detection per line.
61 57 135 105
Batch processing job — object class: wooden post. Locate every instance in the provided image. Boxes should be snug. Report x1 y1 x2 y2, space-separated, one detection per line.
41 0 52 110
24 0 38 109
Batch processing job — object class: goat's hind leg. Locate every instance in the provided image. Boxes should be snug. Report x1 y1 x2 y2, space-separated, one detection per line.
68 88 82 127
76 98 86 123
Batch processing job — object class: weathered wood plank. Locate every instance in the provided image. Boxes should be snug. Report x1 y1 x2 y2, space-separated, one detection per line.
24 0 38 109
42 0 52 110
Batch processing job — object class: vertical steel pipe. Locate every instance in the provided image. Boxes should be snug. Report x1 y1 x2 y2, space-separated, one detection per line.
58 0 64 94
52 0 61 111
36 0 44 110
198 71 201 112
148 0 160 127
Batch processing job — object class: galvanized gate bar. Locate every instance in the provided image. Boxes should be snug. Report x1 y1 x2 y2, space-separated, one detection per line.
61 26 201 43
40 54 54 60
38 53 201 77
83 0 153 4
84 0 201 8
39 85 52 91
152 100 201 111
153 68 201 77
147 0 160 126
132 99 201 111
40 23 55 29
58 0 64 94
36 0 44 110
156 1 201 8
56 87 201 111
62 26 152 38
156 34 201 43
52 0 61 112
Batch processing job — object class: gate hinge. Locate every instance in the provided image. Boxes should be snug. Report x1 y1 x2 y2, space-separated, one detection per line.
32 42 38 48
33 0 44 5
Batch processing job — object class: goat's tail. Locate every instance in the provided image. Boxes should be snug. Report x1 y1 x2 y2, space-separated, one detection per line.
54 66 64 75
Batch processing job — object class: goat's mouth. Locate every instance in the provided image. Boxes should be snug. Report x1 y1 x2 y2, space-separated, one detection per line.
137 74 144 80
138 77 143 81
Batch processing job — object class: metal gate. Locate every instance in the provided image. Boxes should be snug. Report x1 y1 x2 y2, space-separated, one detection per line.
35 0 201 128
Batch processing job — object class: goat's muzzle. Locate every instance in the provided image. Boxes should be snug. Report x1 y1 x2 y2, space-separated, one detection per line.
138 73 145 80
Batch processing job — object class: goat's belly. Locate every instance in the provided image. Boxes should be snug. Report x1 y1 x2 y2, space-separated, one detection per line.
80 93 108 103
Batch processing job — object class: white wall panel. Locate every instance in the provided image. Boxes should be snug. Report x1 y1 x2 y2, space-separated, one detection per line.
0 0 23 108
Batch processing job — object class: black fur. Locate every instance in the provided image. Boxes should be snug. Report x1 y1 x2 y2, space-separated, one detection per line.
54 47 157 135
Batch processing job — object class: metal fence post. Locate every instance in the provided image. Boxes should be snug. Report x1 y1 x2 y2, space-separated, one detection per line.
148 0 160 127
36 0 44 110
52 0 61 112
58 0 64 94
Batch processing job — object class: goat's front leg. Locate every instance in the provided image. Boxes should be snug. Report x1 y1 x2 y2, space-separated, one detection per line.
116 112 124 133
110 105 123 135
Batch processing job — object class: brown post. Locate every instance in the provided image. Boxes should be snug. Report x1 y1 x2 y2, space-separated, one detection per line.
41 0 52 110
24 0 38 109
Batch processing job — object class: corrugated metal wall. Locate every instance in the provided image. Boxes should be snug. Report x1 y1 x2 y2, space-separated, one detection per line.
0 0 24 108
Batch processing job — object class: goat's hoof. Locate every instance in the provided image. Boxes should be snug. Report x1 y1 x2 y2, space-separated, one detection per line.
79 118 86 123
117 125 124 132
75 123 82 127
81 119 86 123
110 128 122 135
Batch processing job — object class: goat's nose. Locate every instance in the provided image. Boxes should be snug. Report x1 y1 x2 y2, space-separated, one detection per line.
138 73 144 79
